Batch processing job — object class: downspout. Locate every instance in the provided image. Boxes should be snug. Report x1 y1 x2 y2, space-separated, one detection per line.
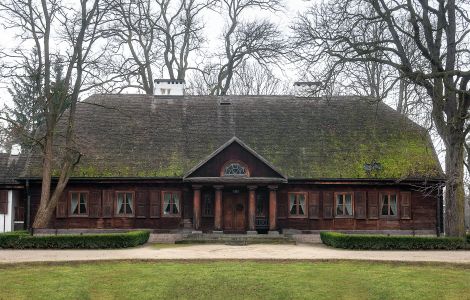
440 185 444 235
436 185 442 237
26 179 31 234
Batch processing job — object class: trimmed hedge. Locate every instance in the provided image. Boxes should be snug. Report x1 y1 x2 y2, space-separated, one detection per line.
0 230 150 249
320 232 466 250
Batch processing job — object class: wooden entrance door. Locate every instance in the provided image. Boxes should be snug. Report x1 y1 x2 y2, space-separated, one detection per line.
223 190 246 232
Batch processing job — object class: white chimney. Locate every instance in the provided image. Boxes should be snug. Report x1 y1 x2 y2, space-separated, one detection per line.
293 81 322 97
153 79 185 96
10 144 21 156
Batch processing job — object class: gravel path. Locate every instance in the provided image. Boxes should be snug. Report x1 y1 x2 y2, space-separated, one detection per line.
1 244 469 264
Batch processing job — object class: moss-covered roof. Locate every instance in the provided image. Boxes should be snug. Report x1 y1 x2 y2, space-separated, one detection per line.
22 94 443 180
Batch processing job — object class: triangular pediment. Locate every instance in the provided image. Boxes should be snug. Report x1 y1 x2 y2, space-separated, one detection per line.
183 137 287 181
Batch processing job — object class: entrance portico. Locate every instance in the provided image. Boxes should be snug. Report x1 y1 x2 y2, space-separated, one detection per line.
191 183 279 233
184 137 287 233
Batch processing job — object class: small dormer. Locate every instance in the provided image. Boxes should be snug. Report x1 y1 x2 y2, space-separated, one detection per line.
153 79 185 96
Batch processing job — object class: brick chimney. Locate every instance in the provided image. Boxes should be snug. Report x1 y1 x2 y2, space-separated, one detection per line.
10 144 21 156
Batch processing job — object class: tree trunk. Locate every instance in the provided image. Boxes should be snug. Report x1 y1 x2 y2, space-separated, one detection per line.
32 172 70 229
397 79 405 114
444 132 466 237
32 130 54 229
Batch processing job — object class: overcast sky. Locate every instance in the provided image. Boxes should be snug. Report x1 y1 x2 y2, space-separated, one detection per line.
0 0 311 107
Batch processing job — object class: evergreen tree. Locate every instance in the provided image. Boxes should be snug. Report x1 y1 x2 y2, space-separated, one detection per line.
2 50 43 150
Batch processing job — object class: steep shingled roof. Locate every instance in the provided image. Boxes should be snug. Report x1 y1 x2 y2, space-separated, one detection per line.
22 94 442 180
0 153 27 185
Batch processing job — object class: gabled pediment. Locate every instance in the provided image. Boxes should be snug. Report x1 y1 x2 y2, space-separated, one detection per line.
183 137 287 182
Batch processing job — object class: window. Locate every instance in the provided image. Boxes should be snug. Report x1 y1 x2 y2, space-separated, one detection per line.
202 192 214 217
163 191 181 216
335 192 353 217
381 193 398 217
70 192 88 216
288 193 307 217
222 161 249 177
116 192 134 216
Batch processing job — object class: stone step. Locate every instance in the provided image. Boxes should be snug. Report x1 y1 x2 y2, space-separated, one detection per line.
182 219 193 229
175 233 296 245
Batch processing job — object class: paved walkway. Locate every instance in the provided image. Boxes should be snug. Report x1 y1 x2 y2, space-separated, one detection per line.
1 243 469 264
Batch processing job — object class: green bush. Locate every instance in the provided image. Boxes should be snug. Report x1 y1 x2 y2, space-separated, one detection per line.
320 232 466 250
0 230 150 249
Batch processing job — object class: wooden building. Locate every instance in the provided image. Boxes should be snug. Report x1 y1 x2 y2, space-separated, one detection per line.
0 151 26 232
6 94 444 234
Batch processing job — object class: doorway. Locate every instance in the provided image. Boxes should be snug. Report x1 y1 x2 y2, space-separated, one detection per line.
223 189 246 232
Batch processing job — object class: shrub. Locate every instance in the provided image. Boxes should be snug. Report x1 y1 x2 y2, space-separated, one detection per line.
0 231 29 248
320 232 466 250
0 230 150 249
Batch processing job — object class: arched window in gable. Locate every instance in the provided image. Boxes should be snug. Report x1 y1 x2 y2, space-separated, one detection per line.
221 161 249 177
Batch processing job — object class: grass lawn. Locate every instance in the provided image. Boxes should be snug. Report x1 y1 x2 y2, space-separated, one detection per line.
0 261 469 300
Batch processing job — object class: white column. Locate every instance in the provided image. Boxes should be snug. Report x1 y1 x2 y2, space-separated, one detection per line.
0 190 13 233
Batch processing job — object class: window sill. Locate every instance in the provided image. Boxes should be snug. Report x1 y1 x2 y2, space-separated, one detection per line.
288 215 308 219
162 215 181 218
380 216 400 220
334 216 354 219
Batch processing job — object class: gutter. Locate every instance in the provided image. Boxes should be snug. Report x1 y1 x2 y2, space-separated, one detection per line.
18 176 446 185
436 186 444 236
19 176 182 182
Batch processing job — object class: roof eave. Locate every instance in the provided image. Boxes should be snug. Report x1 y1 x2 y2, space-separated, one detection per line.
288 177 446 183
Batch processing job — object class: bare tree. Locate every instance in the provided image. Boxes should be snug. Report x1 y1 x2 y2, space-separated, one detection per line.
158 0 211 80
103 0 211 94
292 0 470 237
229 60 290 95
206 0 285 95
185 63 220 95
103 0 162 94
320 13 399 100
0 0 107 228
187 60 290 95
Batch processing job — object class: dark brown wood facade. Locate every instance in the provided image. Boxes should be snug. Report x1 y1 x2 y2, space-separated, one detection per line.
24 182 439 233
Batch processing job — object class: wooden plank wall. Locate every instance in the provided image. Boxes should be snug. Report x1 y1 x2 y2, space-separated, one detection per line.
277 185 438 231
29 183 186 231
28 182 438 231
